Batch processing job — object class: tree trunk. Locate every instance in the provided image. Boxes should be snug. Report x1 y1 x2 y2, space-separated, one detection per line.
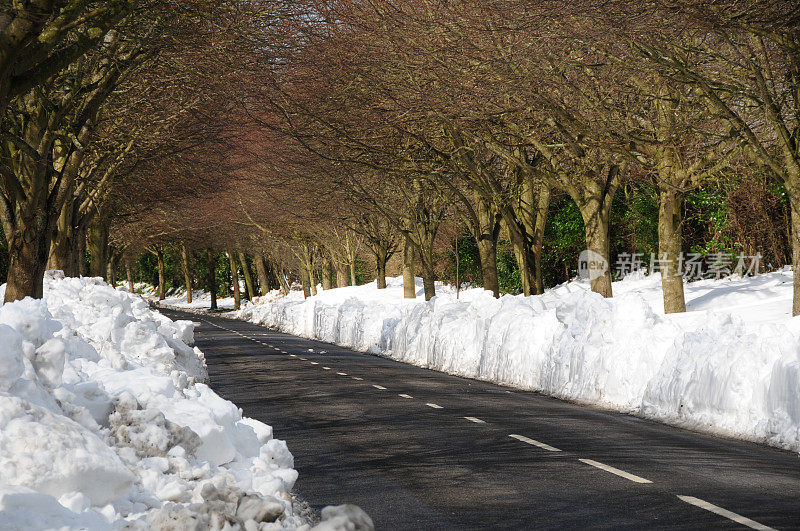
125 258 134 293
579 203 613 298
349 259 357 286
375 251 387 289
322 260 333 290
307 266 317 296
419 242 436 301
227 251 241 310
207 249 217 310
156 248 166 301
239 252 256 300
336 267 349 288
658 188 686 313
421 266 436 301
87 218 109 279
508 228 533 296
181 245 193 304
532 186 551 295
255 254 270 295
278 267 291 294
47 203 77 276
3 215 50 302
76 228 87 277
402 237 416 299
476 237 499 298
106 252 118 286
300 268 311 298
790 189 800 316
475 193 500 297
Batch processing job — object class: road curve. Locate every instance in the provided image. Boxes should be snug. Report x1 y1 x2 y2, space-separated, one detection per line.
160 307 800 530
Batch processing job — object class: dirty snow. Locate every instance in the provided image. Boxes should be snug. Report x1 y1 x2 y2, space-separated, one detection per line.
0 273 371 529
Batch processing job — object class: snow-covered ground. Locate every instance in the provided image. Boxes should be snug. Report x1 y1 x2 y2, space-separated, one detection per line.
129 283 238 311
234 271 800 452
0 273 371 529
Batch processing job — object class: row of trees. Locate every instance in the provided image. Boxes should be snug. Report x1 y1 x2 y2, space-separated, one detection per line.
2 1 798 317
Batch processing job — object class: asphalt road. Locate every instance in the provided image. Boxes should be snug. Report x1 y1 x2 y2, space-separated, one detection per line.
160 307 800 530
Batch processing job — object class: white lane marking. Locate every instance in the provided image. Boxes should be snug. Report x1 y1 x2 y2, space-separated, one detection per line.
464 417 485 424
310 362 319 365
192 321 202 326
352 377 363 381
677 496 775 530
508 434 561 452
299 357 307 361
398 394 413 399
281 351 288 354
273 347 280 351
426 403 443 409
289 354 297 357
322 367 331 370
337 372 348 376
578 459 651 483
372 384 387 390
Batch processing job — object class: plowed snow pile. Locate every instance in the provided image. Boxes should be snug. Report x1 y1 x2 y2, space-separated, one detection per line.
237 271 800 452
0 273 368 529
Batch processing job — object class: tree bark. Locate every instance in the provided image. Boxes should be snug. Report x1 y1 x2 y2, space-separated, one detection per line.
336 267 349 288
239 252 256 300
277 267 291 294
790 187 800 316
475 193 500 297
402 237 416 299
579 202 613 298
532 186 551 295
181 245 193 304
87 218 109 279
322 260 333 290
106 251 118 286
375 251 387 289
3 217 50 302
255 254 270 295
307 266 317 296
47 201 78 276
300 267 311 298
156 248 166 301
76 228 87 277
658 188 686 313
349 259 357 286
125 258 134 293
207 249 217 310
227 250 241 310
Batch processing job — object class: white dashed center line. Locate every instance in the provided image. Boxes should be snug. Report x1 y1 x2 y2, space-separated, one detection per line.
677 496 774 530
578 459 651 483
464 417 485 424
299 357 307 360
426 403 443 409
337 372 347 376
509 434 561 452
322 367 331 370
372 384 387 390
310 362 318 365
352 377 363 381
398 394 413 399
289 354 296 357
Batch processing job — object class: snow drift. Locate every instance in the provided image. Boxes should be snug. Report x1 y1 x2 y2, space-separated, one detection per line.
0 273 368 529
236 272 800 452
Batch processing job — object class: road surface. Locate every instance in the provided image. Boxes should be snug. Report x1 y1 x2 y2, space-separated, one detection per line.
160 307 800 530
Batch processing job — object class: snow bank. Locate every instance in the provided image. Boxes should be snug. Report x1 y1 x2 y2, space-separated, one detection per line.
237 272 800 452
0 273 369 529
